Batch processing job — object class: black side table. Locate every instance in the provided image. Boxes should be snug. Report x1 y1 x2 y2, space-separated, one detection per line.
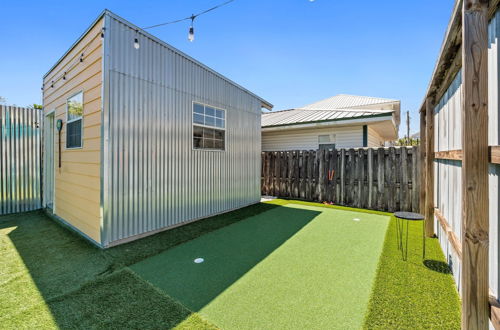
394 211 425 261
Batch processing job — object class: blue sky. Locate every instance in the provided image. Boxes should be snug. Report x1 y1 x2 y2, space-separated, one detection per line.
0 0 454 135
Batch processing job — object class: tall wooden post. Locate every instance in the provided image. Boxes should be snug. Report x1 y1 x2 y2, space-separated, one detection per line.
419 108 426 215
461 0 489 328
425 97 435 237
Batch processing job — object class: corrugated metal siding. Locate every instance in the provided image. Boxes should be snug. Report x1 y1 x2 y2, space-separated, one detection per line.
489 10 500 299
0 106 42 215
102 14 263 246
261 126 363 151
434 70 463 289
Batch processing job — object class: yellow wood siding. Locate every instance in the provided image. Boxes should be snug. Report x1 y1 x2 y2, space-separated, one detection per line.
43 18 103 243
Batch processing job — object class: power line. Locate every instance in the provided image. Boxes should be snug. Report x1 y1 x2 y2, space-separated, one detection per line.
143 0 236 30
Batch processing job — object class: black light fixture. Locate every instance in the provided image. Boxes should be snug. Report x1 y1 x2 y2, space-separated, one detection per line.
134 29 140 49
188 15 195 42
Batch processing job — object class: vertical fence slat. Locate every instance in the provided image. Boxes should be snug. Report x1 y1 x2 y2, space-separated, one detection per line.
367 148 374 209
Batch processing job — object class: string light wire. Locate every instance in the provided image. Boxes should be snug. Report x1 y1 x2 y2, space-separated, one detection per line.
142 0 236 30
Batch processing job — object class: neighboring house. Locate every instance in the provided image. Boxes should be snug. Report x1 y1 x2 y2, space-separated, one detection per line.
42 10 272 248
262 94 400 151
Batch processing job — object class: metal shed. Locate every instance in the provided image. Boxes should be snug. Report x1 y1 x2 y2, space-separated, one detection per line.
42 10 272 247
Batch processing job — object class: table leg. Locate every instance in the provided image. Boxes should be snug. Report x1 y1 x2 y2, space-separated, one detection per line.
422 220 426 260
396 217 400 250
404 220 409 261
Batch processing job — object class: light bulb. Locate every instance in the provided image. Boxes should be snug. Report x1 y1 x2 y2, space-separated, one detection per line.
134 38 140 49
188 26 194 42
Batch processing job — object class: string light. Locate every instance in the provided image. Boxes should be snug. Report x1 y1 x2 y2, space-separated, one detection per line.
143 0 236 42
188 15 195 42
43 31 101 90
133 29 140 49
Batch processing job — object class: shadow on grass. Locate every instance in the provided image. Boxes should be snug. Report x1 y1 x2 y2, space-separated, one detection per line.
0 202 281 329
423 259 452 274
130 206 320 311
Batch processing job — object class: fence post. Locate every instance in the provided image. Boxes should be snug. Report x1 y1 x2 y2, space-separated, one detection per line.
411 146 419 213
461 0 489 327
425 96 435 237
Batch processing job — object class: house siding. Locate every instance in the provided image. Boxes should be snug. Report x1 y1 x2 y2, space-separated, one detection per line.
261 126 363 151
367 127 384 147
42 18 103 243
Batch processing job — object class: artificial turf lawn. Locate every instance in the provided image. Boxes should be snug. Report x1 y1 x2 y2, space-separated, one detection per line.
1 203 279 329
268 200 461 328
0 199 461 329
130 204 390 329
363 213 461 329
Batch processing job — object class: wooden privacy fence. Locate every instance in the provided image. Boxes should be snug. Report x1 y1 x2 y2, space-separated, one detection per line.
261 146 420 212
0 105 42 215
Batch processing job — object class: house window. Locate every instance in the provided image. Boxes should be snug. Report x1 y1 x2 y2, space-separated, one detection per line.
66 92 83 148
193 102 225 150
318 134 336 150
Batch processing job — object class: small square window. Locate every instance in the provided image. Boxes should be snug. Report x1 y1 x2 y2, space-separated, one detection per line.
194 103 204 114
216 118 224 128
193 137 202 148
205 116 215 127
205 107 215 116
214 139 224 149
203 127 214 139
192 102 225 151
193 113 204 125
193 126 203 138
214 130 224 140
203 139 214 149
318 135 331 144
66 92 83 148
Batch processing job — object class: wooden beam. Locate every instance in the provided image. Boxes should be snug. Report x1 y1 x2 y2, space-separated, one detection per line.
461 1 490 328
491 146 500 164
434 49 463 105
434 146 500 164
420 110 426 215
435 150 463 161
425 97 435 237
435 208 462 259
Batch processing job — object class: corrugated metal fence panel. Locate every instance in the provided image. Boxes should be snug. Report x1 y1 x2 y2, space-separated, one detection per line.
434 70 463 289
489 10 500 299
0 105 42 215
102 15 262 246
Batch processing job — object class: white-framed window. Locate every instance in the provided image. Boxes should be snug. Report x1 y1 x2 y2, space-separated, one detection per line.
192 102 226 150
66 91 83 148
318 134 336 150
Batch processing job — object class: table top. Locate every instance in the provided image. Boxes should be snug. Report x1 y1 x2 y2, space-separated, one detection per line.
394 211 425 221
